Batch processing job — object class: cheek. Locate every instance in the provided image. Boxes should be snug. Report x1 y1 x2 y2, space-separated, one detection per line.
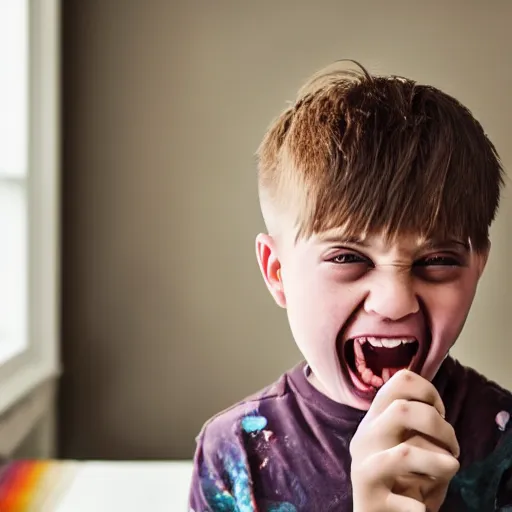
423 278 478 349
284 275 363 354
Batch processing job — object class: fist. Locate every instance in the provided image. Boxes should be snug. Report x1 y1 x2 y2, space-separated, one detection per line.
350 370 460 512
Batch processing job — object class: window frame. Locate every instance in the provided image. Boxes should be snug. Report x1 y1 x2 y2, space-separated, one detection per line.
0 0 60 416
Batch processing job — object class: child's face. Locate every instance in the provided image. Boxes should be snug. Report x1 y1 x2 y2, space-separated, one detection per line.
256 227 488 410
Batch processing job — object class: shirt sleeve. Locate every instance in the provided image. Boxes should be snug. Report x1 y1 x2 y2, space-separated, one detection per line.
188 431 235 512
188 421 256 512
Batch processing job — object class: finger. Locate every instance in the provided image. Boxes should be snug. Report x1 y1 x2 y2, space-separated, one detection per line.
373 399 459 457
406 432 460 462
365 370 445 421
385 492 426 512
362 442 460 484
393 471 450 512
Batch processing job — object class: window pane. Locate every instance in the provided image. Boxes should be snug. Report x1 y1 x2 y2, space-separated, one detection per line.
0 0 28 178
0 182 27 361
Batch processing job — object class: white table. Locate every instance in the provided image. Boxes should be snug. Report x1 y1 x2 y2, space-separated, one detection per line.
53 461 193 512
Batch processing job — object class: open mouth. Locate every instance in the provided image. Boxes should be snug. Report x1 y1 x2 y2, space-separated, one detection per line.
344 336 420 392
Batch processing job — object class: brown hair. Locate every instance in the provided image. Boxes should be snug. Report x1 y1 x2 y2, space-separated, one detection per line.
256 60 504 250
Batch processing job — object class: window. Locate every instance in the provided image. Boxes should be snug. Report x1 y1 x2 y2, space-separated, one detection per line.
0 0 29 363
0 0 59 416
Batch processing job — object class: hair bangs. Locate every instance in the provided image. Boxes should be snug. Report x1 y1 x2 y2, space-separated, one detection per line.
257 63 504 251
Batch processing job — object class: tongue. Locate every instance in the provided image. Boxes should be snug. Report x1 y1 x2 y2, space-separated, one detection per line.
362 343 417 375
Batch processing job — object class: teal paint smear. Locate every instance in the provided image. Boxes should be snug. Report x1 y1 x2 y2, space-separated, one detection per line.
449 429 512 511
241 416 268 434
267 503 297 511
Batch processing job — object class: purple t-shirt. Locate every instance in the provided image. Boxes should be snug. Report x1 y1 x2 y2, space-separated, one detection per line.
189 356 512 511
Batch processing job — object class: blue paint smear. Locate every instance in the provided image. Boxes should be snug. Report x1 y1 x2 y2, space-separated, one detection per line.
241 415 267 433
202 482 238 511
200 457 240 512
200 429 297 512
223 443 255 512
267 503 297 512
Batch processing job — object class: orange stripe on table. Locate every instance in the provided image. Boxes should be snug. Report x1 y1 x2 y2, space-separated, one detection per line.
0 461 50 511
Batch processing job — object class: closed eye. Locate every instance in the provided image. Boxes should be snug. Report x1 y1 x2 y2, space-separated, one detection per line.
330 253 371 265
327 251 372 281
414 255 461 267
413 254 463 282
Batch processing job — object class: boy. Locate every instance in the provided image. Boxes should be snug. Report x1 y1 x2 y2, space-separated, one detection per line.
188 60 512 511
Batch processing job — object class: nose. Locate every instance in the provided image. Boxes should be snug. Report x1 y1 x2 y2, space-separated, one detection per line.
364 271 419 321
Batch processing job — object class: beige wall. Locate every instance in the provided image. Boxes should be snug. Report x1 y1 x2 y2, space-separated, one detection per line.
60 0 512 459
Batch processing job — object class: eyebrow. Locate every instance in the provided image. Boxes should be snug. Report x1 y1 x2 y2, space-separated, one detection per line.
420 239 471 252
317 233 370 246
317 232 470 252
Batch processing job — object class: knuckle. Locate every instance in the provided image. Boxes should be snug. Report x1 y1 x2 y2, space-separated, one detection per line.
447 456 460 475
396 369 414 384
392 398 410 416
396 443 411 459
436 454 460 480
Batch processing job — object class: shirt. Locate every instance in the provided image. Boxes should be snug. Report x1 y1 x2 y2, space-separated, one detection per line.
189 356 512 511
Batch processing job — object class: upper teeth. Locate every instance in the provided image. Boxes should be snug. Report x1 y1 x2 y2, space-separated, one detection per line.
354 337 416 348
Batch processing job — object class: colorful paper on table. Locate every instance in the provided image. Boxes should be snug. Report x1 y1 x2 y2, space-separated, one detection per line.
0 460 79 512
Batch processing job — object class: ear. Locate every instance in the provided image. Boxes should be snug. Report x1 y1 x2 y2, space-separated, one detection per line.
255 233 286 308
